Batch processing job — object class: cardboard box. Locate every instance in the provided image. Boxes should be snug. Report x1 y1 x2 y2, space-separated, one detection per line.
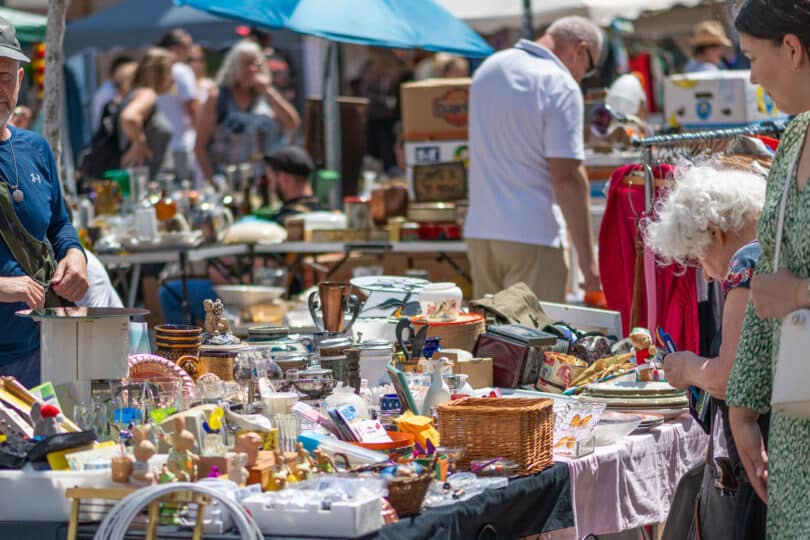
401 78 470 141
455 357 493 389
664 70 788 128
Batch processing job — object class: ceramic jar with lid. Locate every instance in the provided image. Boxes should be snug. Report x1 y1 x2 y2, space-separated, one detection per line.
247 325 309 354
318 336 354 358
418 282 463 322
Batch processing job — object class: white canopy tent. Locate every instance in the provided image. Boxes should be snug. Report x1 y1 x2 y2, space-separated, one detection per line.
435 0 710 33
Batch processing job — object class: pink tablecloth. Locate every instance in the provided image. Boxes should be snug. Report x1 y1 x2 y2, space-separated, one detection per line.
558 415 708 538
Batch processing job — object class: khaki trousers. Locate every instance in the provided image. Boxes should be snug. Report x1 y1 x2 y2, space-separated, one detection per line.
466 238 569 303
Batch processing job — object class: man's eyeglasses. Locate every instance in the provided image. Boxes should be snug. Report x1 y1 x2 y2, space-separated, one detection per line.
584 47 597 78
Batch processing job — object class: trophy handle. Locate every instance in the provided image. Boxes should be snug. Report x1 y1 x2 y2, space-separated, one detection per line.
308 291 325 332
342 294 361 334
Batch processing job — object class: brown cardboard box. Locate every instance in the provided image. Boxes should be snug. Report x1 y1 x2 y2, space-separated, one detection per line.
455 357 493 389
401 78 470 141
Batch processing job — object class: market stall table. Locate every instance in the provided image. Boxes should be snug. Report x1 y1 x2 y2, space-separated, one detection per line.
557 414 708 539
99 244 251 316
0 463 573 540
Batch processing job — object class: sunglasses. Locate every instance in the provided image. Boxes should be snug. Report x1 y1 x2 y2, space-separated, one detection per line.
584 47 597 78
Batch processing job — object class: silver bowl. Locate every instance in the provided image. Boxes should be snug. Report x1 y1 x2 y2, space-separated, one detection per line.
292 377 336 399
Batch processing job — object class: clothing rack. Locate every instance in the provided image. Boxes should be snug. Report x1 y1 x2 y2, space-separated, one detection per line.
632 121 788 211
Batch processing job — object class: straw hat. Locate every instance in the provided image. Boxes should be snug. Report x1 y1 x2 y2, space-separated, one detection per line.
690 20 732 48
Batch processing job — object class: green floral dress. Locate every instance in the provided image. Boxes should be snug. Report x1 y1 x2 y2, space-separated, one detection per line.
727 111 810 539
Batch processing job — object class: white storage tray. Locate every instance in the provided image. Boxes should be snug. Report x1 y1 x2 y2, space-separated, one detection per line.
0 468 115 521
242 492 382 538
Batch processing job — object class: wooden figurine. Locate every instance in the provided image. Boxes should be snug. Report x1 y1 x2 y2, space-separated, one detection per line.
163 417 199 482
129 425 156 487
233 432 263 468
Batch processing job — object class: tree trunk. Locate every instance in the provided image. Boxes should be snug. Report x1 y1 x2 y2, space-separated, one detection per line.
43 0 70 193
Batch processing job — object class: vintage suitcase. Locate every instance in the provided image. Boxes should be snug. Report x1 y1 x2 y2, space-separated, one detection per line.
473 325 566 388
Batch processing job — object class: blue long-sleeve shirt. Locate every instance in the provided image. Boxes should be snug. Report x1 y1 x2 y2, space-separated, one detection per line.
0 127 83 361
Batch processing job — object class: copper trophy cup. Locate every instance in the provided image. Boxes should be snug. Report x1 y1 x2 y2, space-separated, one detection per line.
308 282 360 334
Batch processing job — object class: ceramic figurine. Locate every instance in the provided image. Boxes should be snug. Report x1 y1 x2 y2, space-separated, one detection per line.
202 299 241 346
233 432 263 468
159 464 177 484
295 442 315 480
129 425 156 487
31 402 63 438
313 448 334 473
629 328 657 382
421 357 453 416
267 449 288 490
227 452 249 485
163 417 200 482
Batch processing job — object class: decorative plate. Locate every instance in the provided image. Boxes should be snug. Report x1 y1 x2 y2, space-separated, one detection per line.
584 381 682 396
127 354 195 390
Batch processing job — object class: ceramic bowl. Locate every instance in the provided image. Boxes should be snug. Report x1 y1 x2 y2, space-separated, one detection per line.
593 411 643 446
155 324 202 337
292 377 336 399
213 285 285 309
155 340 202 350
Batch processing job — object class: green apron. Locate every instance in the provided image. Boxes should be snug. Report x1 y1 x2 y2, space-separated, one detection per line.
0 183 74 308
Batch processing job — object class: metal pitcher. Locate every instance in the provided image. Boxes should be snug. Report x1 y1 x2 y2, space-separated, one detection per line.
308 281 360 334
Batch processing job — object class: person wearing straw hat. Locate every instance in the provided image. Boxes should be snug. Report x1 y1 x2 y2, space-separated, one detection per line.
685 20 733 73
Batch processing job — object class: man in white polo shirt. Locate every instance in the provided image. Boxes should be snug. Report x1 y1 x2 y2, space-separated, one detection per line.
465 16 603 302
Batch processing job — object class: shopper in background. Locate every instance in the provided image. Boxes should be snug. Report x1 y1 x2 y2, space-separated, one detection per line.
264 146 324 225
156 28 199 182
188 44 215 106
465 16 603 302
646 162 768 539
91 55 135 130
684 20 732 73
0 16 87 386
118 47 174 178
727 0 810 536
432 53 470 78
195 39 300 185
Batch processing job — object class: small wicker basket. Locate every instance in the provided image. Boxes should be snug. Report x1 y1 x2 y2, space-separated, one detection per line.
385 471 434 517
437 397 554 476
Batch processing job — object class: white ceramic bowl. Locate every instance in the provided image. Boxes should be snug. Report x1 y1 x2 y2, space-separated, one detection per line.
214 285 285 309
593 411 643 447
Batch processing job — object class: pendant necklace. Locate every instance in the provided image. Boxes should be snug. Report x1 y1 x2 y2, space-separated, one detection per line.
4 132 22 203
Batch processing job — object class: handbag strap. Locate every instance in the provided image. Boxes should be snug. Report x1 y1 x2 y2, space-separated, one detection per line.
773 150 800 271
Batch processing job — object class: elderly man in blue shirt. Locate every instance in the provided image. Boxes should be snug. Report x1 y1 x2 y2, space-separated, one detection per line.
0 17 88 387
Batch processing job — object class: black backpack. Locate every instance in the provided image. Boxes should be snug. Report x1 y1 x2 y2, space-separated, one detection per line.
77 99 124 181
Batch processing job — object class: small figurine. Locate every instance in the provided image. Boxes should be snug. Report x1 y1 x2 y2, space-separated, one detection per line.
159 464 177 484
31 402 64 438
129 425 156 487
629 328 658 382
313 448 335 473
227 452 249 485
233 432 263 468
203 299 231 335
267 449 289 490
294 442 315 481
162 417 199 482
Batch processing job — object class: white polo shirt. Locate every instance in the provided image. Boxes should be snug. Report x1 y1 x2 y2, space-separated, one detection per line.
464 39 584 248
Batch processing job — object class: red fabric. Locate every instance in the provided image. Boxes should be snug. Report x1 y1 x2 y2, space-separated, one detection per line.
754 135 779 152
598 164 699 352
628 53 657 113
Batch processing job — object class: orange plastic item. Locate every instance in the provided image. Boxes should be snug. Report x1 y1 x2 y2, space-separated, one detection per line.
584 290 608 309
350 431 415 461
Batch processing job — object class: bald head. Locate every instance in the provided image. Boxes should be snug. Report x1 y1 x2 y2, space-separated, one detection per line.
540 16 603 83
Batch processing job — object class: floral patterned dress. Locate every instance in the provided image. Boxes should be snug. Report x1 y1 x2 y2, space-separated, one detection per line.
727 111 810 539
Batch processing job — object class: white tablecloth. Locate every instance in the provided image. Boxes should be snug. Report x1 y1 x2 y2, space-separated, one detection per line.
558 415 709 538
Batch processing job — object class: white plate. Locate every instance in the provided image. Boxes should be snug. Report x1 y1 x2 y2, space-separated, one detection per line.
214 285 285 309
585 381 681 396
579 394 688 407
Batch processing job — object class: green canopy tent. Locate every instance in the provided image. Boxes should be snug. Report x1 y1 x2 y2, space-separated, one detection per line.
0 6 47 43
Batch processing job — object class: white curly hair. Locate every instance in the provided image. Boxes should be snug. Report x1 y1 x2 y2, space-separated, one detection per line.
215 39 271 89
644 163 766 265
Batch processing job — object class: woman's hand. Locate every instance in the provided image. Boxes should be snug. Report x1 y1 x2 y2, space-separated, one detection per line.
729 406 768 504
51 248 89 302
252 72 272 92
0 276 45 309
751 269 805 319
121 140 153 168
662 351 697 390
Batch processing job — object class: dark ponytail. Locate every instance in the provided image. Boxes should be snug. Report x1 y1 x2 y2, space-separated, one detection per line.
734 0 810 47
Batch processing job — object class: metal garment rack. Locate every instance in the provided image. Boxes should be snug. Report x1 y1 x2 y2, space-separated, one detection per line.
632 121 788 212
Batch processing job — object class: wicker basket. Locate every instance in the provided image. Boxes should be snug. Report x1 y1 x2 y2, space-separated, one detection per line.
437 397 554 476
385 472 433 517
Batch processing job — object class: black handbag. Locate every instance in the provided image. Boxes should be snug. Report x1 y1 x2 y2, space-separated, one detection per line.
662 402 736 540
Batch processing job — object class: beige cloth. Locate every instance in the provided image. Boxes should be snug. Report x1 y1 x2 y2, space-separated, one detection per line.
467 238 568 302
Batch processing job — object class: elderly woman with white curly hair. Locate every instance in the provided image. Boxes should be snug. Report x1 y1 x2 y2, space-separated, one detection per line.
194 39 300 184
646 161 769 538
